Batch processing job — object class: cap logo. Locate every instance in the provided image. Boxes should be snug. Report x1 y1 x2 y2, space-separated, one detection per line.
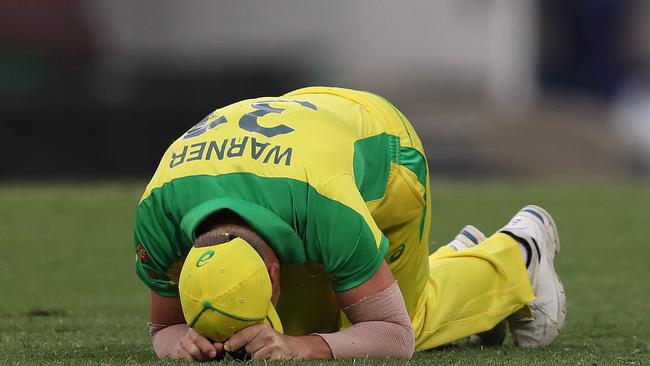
196 250 215 267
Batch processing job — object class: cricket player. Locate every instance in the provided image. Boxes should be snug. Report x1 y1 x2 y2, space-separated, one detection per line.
134 87 566 361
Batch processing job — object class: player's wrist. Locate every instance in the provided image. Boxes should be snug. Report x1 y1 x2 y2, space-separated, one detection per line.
293 335 333 360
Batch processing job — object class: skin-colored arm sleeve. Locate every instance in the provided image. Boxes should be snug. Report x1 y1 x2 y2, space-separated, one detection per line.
316 282 415 359
148 322 188 359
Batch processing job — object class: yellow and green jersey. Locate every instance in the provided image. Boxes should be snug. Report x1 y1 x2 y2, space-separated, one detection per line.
134 87 427 298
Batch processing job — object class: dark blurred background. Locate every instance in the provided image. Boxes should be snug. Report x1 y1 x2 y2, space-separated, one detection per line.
2 0 650 180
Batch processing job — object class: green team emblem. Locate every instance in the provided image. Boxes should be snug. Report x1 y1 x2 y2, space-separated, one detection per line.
389 244 406 263
196 250 216 267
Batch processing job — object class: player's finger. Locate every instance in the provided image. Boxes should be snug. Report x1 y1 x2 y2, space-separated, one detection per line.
224 323 264 352
180 337 210 361
243 335 269 356
252 343 285 361
270 353 286 361
212 342 226 361
174 346 194 362
251 346 273 361
242 325 277 355
247 331 282 359
188 329 218 359
213 342 224 353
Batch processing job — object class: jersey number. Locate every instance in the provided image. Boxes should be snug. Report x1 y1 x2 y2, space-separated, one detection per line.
183 100 317 140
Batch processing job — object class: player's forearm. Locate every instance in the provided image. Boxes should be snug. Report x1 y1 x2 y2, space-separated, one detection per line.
316 319 414 359
149 322 189 359
317 282 415 359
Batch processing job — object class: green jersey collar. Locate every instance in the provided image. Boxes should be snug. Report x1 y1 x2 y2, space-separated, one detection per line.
180 197 306 264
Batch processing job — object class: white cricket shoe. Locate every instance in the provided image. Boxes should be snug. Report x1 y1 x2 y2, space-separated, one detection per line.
500 205 566 347
447 226 508 346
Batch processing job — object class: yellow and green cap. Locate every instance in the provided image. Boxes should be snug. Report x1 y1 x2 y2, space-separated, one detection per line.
178 237 283 342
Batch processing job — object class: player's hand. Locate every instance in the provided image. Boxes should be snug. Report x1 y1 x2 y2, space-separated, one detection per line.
223 323 303 361
175 327 224 362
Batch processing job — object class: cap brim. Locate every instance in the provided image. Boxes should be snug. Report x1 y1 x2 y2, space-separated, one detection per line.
264 302 283 334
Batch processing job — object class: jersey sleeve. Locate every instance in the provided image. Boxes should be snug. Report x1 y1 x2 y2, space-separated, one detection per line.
312 174 389 292
134 201 185 298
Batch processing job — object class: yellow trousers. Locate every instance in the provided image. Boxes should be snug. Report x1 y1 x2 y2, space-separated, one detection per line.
276 88 535 349
412 235 535 350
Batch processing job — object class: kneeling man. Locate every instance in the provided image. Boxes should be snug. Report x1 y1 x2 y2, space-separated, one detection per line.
134 87 566 361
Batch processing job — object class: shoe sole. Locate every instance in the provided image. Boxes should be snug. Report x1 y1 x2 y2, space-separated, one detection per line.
522 205 567 343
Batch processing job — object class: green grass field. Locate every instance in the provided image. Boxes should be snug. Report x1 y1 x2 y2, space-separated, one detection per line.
0 182 648 365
